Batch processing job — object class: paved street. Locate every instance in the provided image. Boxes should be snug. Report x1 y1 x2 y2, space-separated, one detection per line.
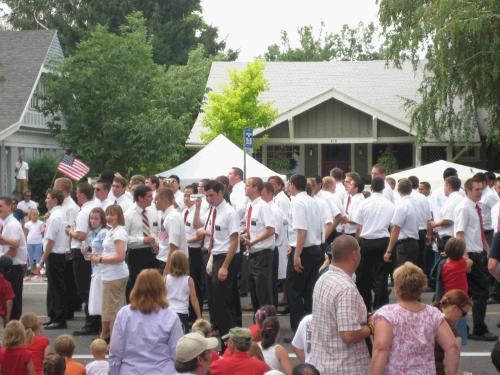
23 279 498 374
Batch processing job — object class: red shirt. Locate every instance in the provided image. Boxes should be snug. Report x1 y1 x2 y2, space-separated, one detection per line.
211 351 270 375
0 346 32 375
248 323 260 342
441 258 468 294
0 277 15 321
26 335 50 375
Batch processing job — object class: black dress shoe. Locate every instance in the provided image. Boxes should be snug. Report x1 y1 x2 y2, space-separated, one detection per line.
42 319 53 327
45 322 67 330
468 332 498 341
73 327 99 336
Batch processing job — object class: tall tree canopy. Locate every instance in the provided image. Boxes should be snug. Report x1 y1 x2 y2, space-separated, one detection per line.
201 60 277 148
379 0 500 144
264 22 382 62
4 0 224 65
39 12 189 175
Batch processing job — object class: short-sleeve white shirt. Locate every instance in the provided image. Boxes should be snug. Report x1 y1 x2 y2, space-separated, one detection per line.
274 190 291 219
454 197 484 253
157 206 188 262
411 189 432 230
288 192 322 247
383 182 395 203
15 161 29 179
1 214 28 265
437 191 463 237
113 194 133 213
269 201 285 247
183 205 200 248
204 200 240 256
354 192 395 239
24 220 44 244
481 187 499 230
338 193 365 234
493 201 499 234
101 225 129 281
124 204 159 249
391 195 419 240
292 314 313 363
71 200 97 249
246 197 275 252
44 206 68 254
17 200 38 215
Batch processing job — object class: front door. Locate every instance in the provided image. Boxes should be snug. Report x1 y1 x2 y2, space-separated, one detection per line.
322 144 350 176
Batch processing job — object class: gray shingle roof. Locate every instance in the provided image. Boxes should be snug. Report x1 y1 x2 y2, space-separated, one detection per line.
0 30 57 134
188 60 424 145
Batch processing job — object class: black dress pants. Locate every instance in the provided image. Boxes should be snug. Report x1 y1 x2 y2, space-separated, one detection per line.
189 247 203 320
248 249 274 312
72 248 100 329
356 237 390 312
5 264 25 320
417 229 427 269
126 247 159 300
46 253 68 324
272 247 279 307
287 245 323 332
468 251 490 335
395 238 419 268
64 256 81 314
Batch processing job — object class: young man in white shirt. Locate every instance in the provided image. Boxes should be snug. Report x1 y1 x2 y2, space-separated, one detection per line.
243 177 276 312
37 189 69 329
339 173 365 236
65 183 99 335
455 177 497 341
14 154 29 193
268 175 290 220
124 184 159 299
155 187 188 274
476 172 500 244
94 179 112 210
196 179 240 347
0 196 28 320
329 167 347 204
111 176 133 212
371 164 394 203
318 176 343 245
287 174 323 332
166 175 185 212
384 179 420 268
354 177 395 312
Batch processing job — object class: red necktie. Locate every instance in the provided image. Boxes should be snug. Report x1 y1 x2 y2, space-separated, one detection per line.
208 208 217 252
184 209 188 224
246 205 253 240
475 203 488 249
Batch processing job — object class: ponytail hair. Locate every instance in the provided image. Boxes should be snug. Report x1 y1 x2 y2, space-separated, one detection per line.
260 316 280 350
21 312 40 343
435 289 472 311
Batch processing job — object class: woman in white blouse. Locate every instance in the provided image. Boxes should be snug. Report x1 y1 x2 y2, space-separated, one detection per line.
90 204 129 342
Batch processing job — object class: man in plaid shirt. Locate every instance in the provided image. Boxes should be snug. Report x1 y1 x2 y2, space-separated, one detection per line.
310 235 371 374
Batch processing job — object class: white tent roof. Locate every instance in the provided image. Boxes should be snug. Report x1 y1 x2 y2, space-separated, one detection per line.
158 135 286 185
388 160 487 191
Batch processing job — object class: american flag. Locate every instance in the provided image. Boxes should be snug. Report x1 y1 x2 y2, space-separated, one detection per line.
57 154 90 181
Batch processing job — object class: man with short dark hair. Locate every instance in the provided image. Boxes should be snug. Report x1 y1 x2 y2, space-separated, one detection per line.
339 176 365 236
384 179 419 267
329 167 346 203
168 175 185 211
371 164 394 202
112 176 133 212
0 196 28 320
287 174 323 332
124 184 159 298
419 181 431 197
94 179 112 210
310 235 371 374
175 332 218 375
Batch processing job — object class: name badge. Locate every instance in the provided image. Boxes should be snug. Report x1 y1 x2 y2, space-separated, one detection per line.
186 222 191 227
251 220 257 226
215 225 221 231
152 222 158 227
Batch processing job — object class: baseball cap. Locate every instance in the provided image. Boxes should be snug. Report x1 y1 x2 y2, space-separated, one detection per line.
176 332 218 362
0 255 12 273
229 327 252 344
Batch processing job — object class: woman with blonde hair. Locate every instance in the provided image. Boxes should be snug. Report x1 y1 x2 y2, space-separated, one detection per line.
109 269 183 374
21 312 50 375
371 262 460 375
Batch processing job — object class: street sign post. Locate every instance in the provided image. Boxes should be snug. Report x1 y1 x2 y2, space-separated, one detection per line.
243 128 253 181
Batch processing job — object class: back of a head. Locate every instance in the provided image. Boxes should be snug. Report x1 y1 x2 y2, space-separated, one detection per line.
330 167 343 180
332 234 359 262
292 363 320 375
371 177 385 193
43 353 66 375
408 175 419 189
397 178 412 196
54 334 75 358
290 174 307 191
130 269 168 314
443 167 458 180
260 316 280 350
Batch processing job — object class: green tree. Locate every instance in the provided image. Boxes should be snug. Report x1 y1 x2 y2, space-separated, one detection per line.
4 0 224 66
379 0 500 144
28 153 58 214
39 12 187 176
264 22 382 62
201 60 278 148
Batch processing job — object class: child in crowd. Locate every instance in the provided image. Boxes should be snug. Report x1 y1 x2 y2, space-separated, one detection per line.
192 319 219 362
258 316 293 375
24 208 45 278
0 255 15 343
21 312 50 375
86 338 110 375
43 354 66 375
249 305 277 342
54 335 85 375
86 208 108 317
165 251 201 332
0 320 36 375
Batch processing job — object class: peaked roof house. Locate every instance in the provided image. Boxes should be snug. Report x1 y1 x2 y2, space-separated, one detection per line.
188 61 482 178
0 30 64 195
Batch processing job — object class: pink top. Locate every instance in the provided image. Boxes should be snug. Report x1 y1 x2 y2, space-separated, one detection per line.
373 304 444 375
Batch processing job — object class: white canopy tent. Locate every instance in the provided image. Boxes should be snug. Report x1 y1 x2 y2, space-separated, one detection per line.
157 135 286 185
388 160 488 191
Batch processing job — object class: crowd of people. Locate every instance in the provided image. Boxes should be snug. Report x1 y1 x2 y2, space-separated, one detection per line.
0 162 499 374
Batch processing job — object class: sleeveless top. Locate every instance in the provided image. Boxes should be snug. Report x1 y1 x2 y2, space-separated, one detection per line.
258 343 282 372
166 275 190 314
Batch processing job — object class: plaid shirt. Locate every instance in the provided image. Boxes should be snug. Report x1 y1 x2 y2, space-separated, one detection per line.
310 266 370 374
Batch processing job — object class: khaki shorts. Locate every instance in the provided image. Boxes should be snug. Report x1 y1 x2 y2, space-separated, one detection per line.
101 277 128 322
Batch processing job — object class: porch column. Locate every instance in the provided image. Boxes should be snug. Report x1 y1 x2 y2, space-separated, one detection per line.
317 144 322 176
414 144 422 166
262 144 268 166
367 143 373 175
350 144 355 172
0 142 7 195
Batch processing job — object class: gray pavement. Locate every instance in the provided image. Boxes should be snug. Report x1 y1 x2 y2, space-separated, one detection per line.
22 279 499 374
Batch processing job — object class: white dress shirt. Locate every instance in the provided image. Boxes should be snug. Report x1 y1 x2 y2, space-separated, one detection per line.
95 197 112 211
335 182 347 204
203 200 240 256
124 204 159 249
269 201 285 247
245 197 275 252
44 206 68 254
288 192 322 247
62 196 79 227
391 195 419 240
17 200 38 215
183 205 200 248
492 201 499 234
0 213 28 265
354 192 395 239
157 206 188 262
71 200 97 249
317 190 342 221
338 193 365 234
230 181 249 228
437 191 464 238
383 182 395 203
274 190 291 219
113 193 133 213
480 187 499 231
431 185 465 222
454 197 485 253
174 190 185 212
314 195 333 243
411 189 432 230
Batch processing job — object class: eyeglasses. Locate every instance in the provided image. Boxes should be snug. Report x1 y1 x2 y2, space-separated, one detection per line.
457 305 468 318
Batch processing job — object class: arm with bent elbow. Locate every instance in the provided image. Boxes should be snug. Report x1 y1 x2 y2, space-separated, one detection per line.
339 325 371 344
